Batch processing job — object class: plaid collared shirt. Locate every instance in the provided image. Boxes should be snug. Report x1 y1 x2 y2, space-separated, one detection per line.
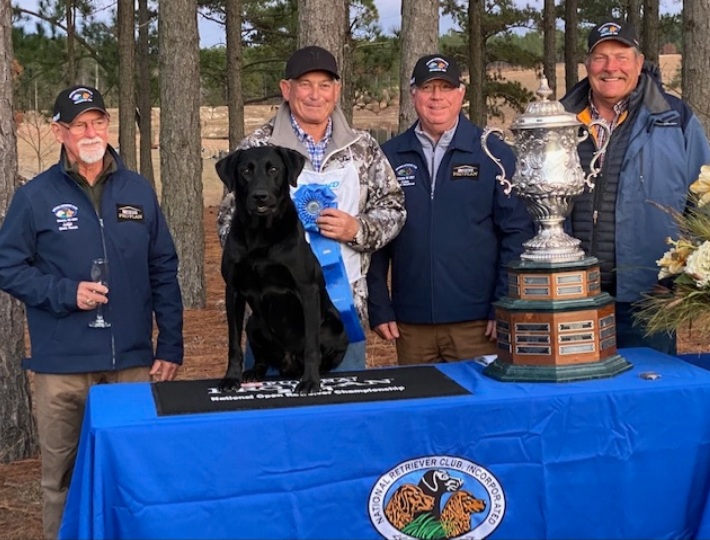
290 114 332 172
587 91 630 156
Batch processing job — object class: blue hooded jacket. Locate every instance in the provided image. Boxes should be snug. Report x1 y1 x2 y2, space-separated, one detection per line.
561 66 710 302
0 147 183 373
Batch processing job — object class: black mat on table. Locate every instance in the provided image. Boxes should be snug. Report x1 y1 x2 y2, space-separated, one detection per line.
151 366 471 416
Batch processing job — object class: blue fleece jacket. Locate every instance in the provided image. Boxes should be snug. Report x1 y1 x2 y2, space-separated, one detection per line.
367 114 533 327
0 147 183 373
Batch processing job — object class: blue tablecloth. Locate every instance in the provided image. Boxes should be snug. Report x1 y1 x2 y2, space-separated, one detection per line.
60 348 710 539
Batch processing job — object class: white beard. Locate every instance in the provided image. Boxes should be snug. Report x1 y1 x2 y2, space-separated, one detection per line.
78 137 106 164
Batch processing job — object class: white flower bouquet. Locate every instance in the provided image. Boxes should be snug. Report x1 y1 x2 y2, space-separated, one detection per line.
635 165 710 336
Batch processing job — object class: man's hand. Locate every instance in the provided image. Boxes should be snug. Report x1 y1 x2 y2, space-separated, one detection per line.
485 320 497 342
76 281 108 310
150 360 179 382
317 208 359 242
374 321 400 341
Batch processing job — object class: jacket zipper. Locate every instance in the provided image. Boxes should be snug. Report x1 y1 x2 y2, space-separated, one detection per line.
97 216 117 370
428 140 442 322
590 154 607 256
430 150 437 200
429 149 436 321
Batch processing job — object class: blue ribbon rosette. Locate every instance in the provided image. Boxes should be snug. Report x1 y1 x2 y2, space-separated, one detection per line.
293 185 365 343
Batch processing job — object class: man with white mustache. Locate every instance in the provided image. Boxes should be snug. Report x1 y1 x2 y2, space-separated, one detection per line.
0 85 184 539
561 21 710 354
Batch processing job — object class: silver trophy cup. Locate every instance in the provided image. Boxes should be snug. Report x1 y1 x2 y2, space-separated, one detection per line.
481 77 610 263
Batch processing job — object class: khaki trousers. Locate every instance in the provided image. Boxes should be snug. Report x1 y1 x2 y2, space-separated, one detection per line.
34 367 150 540
396 320 497 365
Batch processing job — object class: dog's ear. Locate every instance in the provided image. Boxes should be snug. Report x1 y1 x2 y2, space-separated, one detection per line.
215 150 242 193
274 146 306 187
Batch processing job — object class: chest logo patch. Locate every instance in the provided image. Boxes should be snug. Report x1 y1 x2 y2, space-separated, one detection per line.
452 164 480 179
53 204 79 231
395 164 417 187
116 204 144 222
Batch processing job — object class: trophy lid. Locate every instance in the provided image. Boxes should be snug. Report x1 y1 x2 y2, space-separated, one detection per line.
509 76 581 130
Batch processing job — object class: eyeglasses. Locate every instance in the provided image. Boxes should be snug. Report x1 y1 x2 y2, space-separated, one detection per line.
417 82 459 94
59 117 109 136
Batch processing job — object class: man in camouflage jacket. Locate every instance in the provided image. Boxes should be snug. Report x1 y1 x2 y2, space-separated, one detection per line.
217 46 406 370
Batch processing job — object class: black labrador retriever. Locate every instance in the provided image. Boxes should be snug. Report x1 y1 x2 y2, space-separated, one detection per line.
215 146 349 394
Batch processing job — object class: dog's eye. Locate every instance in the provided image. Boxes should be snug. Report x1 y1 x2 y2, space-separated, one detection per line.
268 166 279 175
239 167 252 178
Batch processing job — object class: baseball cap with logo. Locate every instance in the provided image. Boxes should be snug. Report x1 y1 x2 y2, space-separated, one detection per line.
410 54 463 87
52 85 108 124
587 21 640 53
284 46 340 80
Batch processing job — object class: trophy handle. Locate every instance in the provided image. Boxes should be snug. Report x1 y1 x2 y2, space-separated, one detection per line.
584 120 611 190
481 127 514 195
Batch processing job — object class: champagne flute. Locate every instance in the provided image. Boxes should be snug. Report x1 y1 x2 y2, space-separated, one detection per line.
88 258 111 328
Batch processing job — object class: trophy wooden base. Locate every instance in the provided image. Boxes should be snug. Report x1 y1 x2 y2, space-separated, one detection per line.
484 352 631 382
485 257 632 382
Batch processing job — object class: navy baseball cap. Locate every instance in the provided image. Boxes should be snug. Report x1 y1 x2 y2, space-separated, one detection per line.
587 21 640 53
410 54 463 87
52 85 108 123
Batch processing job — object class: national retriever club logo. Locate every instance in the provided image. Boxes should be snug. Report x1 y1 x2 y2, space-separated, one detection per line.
369 456 505 539
426 57 450 73
597 22 622 37
52 204 79 231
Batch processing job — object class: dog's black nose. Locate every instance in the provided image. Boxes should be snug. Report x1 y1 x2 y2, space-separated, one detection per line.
252 190 269 203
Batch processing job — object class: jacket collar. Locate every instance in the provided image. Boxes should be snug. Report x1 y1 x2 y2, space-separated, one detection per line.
561 70 672 117
270 102 360 151
397 114 481 155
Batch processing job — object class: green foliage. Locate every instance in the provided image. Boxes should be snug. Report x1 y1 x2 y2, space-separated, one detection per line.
12 27 66 112
200 47 228 106
439 0 543 116
13 0 683 118
12 0 143 109
350 36 398 96
659 13 682 53
577 0 627 24
400 512 447 540
488 34 541 68
486 76 535 121
635 195 710 339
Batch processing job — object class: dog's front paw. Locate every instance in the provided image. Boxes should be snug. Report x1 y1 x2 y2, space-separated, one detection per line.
243 364 268 382
294 377 321 395
218 376 242 392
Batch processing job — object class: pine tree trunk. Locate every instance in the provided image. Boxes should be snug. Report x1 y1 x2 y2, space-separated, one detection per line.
342 0 355 126
642 0 659 64
298 0 347 111
118 0 137 170
543 0 557 98
683 0 710 136
0 0 38 463
66 0 77 84
226 0 244 151
564 0 579 94
627 0 641 42
468 0 486 126
137 0 155 188
158 0 206 308
399 0 438 133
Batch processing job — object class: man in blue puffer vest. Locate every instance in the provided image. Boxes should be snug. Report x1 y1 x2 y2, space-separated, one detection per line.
0 85 184 539
367 54 533 365
561 21 710 354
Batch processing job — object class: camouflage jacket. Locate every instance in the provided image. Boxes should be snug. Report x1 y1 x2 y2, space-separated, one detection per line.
217 103 406 328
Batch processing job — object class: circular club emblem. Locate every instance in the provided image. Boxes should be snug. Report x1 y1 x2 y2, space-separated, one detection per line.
369 456 506 539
